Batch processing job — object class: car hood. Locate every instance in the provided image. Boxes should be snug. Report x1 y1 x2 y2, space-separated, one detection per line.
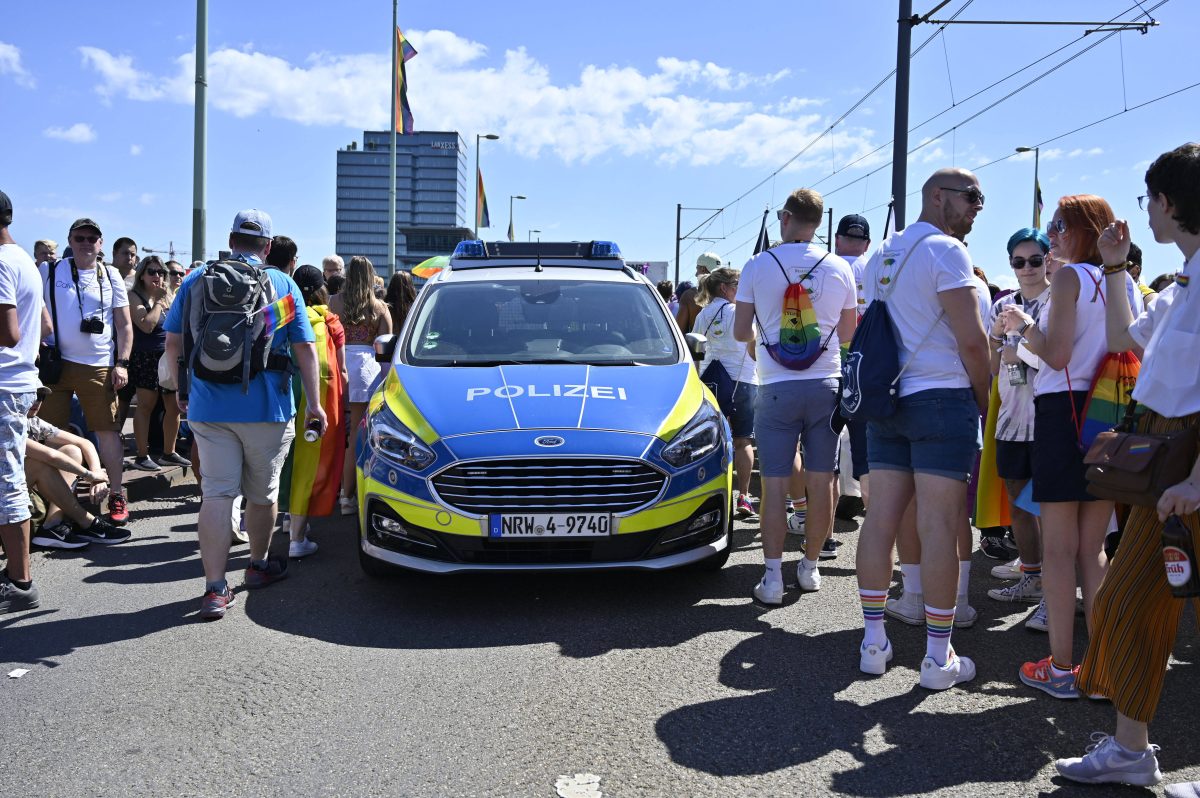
387 362 701 439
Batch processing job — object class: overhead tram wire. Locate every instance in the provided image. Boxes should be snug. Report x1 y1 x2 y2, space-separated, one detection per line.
715 0 1160 261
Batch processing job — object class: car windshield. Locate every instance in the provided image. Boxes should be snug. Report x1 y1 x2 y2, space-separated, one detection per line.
404 278 680 366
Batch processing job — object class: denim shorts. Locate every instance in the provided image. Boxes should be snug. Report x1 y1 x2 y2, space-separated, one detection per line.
0 391 37 525
727 382 757 439
867 388 981 482
754 378 840 476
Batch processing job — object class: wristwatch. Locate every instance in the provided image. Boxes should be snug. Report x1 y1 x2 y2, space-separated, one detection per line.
1018 320 1032 336
115 358 130 367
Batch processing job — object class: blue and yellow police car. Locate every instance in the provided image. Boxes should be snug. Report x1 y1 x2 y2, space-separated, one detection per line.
357 240 732 575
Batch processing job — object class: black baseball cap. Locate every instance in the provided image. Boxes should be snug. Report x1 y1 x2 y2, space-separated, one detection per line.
0 190 11 226
293 264 325 296
69 217 103 236
836 214 870 240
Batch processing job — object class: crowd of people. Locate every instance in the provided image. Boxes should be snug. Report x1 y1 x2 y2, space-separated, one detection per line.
1 140 1198 789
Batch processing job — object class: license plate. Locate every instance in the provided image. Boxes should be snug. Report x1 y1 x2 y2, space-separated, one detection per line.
489 513 612 538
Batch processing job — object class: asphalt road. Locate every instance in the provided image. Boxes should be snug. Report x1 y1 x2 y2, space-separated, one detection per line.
3 479 1199 798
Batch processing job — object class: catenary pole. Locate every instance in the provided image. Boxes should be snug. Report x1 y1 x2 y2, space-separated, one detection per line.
674 204 682 285
387 0 398 278
892 0 914 230
191 0 207 264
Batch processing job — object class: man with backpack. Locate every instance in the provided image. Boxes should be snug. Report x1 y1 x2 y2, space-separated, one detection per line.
733 188 857 605
164 209 327 620
849 168 990 690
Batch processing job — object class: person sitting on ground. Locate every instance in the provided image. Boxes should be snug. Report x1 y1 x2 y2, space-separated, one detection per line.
25 385 128 548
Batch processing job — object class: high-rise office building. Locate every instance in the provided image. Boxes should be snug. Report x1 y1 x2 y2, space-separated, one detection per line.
335 130 471 273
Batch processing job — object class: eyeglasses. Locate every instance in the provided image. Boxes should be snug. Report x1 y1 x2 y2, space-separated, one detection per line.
145 269 167 277
72 235 99 244
775 209 790 221
941 186 986 206
1047 219 1067 234
1137 194 1156 211
1010 256 1045 270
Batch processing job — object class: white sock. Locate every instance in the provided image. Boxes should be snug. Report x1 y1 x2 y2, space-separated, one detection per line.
799 557 818 571
924 604 955 665
957 560 971 604
901 563 922 596
763 557 783 585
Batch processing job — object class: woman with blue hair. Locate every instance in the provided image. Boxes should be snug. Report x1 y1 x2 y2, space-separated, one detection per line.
984 228 1051 630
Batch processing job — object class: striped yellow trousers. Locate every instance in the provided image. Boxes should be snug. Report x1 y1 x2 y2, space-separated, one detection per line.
1077 408 1200 723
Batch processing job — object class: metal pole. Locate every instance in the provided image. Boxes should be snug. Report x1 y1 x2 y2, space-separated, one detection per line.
826 208 833 249
892 0 914 230
473 134 480 239
191 0 207 264
387 0 397 278
674 203 682 285
1033 146 1040 228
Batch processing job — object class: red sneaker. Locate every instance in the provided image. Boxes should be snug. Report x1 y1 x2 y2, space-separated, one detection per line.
107 492 129 526
199 586 236 620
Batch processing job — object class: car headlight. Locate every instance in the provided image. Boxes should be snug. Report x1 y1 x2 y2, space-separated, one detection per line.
661 401 722 467
367 402 437 471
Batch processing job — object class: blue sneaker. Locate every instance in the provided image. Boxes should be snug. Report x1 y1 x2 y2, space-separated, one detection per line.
1055 732 1162 786
1019 656 1079 699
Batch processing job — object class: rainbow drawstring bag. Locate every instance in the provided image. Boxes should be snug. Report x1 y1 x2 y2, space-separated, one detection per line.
758 250 836 370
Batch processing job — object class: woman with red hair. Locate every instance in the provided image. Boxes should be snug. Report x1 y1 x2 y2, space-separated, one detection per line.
1001 194 1141 700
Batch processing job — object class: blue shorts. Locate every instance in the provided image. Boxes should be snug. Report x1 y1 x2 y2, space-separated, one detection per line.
867 388 981 482
727 382 757 439
0 391 37 525
754 378 840 477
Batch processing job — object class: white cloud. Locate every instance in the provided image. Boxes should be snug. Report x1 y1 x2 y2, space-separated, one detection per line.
43 123 96 143
0 42 34 88
97 192 123 203
130 144 142 156
139 193 156 206
76 32 873 168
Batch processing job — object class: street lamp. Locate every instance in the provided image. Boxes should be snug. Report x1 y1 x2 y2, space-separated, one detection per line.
474 133 499 238
1016 146 1040 228
509 194 526 242
528 229 541 242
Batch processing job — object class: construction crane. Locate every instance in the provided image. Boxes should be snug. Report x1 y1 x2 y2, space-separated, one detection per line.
141 241 189 261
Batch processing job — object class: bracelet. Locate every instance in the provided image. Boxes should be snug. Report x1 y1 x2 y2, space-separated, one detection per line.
989 334 1005 343
1018 320 1032 336
1102 261 1131 276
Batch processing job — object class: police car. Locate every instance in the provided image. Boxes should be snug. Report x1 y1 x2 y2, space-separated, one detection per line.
356 240 733 575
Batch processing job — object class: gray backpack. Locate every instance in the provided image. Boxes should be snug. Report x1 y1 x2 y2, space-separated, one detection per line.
181 259 276 394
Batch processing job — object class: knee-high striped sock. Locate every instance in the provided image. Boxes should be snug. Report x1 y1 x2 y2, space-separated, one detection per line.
860 589 888 647
1020 560 1042 578
924 604 955 666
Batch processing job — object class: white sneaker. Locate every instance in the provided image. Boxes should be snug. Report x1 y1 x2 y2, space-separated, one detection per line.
288 537 319 559
884 591 924 625
753 577 784 606
1055 733 1163 786
987 573 1043 603
919 650 977 690
859 639 894 675
1026 599 1049 632
954 600 978 629
796 560 821 592
786 512 806 536
991 558 1022 580
339 496 357 516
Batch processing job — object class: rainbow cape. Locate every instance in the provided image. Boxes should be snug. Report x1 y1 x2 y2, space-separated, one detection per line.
1078 351 1141 449
279 305 346 517
973 379 1012 529
261 293 297 340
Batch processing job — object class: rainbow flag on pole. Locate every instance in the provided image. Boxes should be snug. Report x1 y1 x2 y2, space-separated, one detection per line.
395 27 417 135
476 166 491 229
260 293 296 339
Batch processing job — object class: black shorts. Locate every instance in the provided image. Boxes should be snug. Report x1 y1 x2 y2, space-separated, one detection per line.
995 439 1033 482
1032 391 1095 503
129 349 172 393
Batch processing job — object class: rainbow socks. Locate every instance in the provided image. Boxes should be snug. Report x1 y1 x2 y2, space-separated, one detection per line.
1020 561 1042 578
860 589 888 646
925 604 955 665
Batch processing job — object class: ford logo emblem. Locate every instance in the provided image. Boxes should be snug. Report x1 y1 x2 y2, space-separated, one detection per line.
534 436 565 448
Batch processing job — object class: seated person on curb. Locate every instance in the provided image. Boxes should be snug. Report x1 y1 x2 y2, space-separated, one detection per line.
24 386 128 548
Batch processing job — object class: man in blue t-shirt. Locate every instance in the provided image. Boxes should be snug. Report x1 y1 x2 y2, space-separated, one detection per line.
164 209 327 620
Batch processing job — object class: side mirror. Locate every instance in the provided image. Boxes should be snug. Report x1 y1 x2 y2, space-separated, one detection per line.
373 334 398 363
684 332 707 363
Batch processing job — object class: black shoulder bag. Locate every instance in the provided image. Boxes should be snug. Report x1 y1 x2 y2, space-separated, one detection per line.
38 260 64 385
698 301 737 416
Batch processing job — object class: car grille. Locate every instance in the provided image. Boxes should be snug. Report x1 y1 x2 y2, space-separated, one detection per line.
431 458 666 515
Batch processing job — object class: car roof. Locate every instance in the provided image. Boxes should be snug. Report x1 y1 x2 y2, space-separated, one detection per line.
433 264 648 285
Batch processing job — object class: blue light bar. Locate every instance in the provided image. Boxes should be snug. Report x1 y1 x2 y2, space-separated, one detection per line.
452 240 487 258
590 241 622 259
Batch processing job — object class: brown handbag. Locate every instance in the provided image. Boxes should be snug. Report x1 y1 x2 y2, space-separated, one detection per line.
1085 400 1199 507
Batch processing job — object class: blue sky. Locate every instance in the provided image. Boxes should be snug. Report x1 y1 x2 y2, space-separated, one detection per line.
2 0 1196 288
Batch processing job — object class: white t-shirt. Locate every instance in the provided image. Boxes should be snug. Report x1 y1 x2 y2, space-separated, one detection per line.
989 288 1048 441
40 258 129 368
0 243 46 394
862 222 976 397
695 298 756 384
847 252 870 320
1127 250 1200 418
735 242 856 385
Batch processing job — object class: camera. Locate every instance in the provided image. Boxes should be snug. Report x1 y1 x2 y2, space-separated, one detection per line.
79 316 105 335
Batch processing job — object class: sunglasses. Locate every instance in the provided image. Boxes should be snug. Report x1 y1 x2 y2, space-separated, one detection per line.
72 234 99 243
145 269 167 277
168 271 185 277
775 209 790 221
941 186 985 205
1010 256 1045 270
1047 219 1067 234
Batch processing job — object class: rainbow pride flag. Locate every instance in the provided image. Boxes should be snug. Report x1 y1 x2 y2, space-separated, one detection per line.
261 293 296 340
279 305 346 517
973 380 1011 529
1078 350 1141 449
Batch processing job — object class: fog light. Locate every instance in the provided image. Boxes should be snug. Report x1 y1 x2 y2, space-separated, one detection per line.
373 514 406 536
688 510 720 531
